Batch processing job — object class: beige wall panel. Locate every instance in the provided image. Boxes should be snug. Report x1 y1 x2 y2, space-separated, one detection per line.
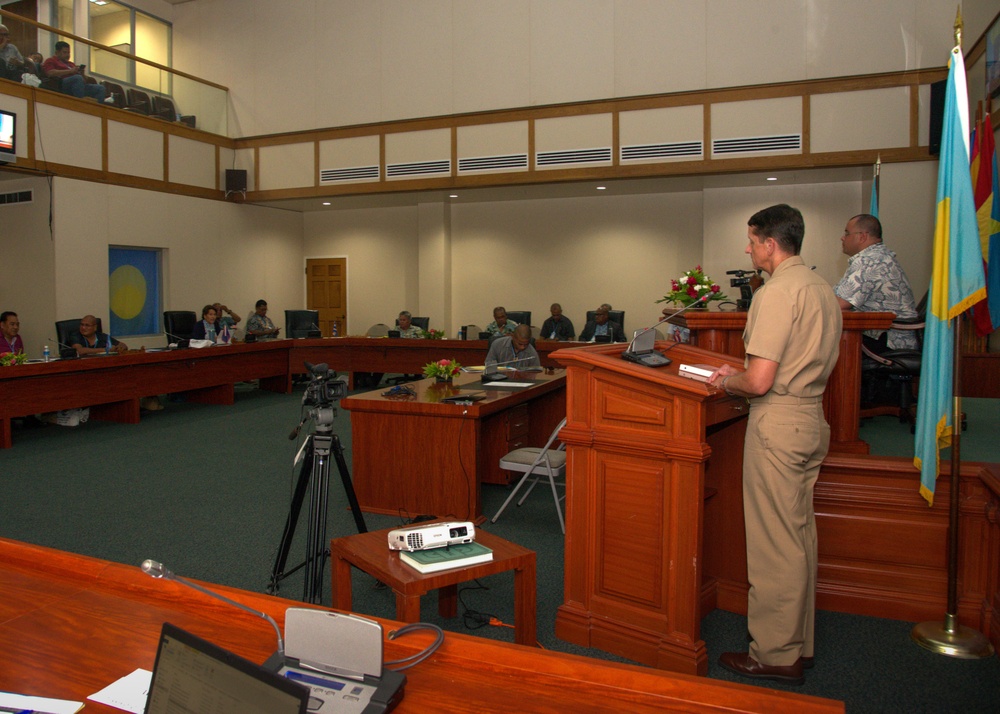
712 96 802 139
875 160 936 294
811 88 911 154
418 202 452 331
457 122 529 159
385 128 451 165
51 177 303 345
0 95 28 160
453 0 531 114
450 191 704 337
0 177 56 358
34 104 102 170
259 143 315 191
620 105 703 146
381 0 454 122
168 135 216 189
706 0 806 88
319 135 381 171
614 0 707 96
529 0 615 105
303 206 419 335
107 120 164 180
315 1 382 128
535 113 613 153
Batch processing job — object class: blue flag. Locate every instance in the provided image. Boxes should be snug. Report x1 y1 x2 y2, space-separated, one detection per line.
913 49 987 506
869 157 880 218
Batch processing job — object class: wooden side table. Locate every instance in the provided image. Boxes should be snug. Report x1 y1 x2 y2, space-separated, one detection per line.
330 526 537 646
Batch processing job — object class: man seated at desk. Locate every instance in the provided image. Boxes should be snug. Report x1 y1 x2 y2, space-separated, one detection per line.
485 306 518 337
485 324 540 369
1 311 24 355
579 306 626 342
69 315 126 355
396 311 424 338
246 299 281 340
834 213 918 352
540 303 575 341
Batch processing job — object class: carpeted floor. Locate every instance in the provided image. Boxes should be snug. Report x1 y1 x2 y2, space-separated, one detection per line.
1 383 998 712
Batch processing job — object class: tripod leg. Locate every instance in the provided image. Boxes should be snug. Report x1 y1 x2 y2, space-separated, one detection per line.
269 439 314 594
304 449 329 603
331 434 368 534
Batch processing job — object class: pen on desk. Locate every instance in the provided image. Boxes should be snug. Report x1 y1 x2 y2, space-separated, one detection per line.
0 707 34 714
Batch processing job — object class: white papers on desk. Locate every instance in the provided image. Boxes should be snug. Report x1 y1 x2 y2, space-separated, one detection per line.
483 380 535 388
0 690 84 713
86 668 152 714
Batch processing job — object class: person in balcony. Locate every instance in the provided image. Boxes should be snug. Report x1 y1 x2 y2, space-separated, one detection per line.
42 41 111 103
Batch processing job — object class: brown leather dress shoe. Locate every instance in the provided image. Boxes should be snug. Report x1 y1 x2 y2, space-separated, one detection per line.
718 651 805 685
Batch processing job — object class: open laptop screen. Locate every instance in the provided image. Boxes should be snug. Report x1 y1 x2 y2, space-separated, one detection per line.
145 623 308 714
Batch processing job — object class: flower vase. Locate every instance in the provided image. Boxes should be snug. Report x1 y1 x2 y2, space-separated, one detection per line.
435 376 453 383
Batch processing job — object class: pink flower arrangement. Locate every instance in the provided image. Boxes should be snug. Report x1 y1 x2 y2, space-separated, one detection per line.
423 358 462 379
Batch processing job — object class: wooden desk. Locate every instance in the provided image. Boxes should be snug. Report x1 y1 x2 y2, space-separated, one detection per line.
330 526 537 646
342 371 566 521
0 342 289 448
0 538 842 714
675 310 895 454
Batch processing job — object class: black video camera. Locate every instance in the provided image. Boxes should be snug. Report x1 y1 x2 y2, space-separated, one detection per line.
726 269 762 310
302 361 348 406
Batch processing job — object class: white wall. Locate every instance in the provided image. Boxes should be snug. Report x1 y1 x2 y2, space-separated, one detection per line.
171 0 998 138
49 178 303 350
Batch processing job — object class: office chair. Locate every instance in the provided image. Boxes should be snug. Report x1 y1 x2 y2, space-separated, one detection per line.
585 309 625 333
126 88 152 115
491 418 568 533
151 95 196 127
163 311 197 342
859 295 926 429
285 309 322 338
366 323 390 337
55 318 102 357
505 311 531 327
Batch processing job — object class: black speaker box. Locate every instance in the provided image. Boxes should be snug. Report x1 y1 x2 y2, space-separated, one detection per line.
225 169 247 193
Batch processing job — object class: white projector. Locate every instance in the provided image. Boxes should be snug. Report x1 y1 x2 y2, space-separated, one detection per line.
387 521 476 551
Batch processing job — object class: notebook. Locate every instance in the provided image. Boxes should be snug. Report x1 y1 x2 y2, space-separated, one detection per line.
144 623 309 714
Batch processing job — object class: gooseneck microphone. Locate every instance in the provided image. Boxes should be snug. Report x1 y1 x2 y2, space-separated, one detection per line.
49 337 78 355
141 558 284 656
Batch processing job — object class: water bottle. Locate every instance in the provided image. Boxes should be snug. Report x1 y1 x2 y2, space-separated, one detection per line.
43 345 50 362
105 335 111 354
332 321 339 337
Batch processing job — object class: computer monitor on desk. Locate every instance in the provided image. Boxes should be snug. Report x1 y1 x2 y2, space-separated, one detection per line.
285 310 322 339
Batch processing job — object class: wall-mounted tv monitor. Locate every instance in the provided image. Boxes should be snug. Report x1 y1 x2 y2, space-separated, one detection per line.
0 109 15 165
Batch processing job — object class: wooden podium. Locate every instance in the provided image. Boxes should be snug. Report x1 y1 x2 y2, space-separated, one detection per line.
551 341 749 677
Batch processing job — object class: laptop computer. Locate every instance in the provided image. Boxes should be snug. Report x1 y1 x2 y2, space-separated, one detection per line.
621 327 672 367
144 622 310 714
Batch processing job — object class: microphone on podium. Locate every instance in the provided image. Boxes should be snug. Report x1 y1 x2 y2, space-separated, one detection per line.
49 337 78 358
141 558 284 656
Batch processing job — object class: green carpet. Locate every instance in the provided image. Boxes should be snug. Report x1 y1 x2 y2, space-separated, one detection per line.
2 383 998 712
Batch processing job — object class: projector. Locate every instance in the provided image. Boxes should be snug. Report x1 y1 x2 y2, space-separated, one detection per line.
387 521 476 552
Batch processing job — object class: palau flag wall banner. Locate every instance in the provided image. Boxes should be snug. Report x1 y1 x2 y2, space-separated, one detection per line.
108 247 161 336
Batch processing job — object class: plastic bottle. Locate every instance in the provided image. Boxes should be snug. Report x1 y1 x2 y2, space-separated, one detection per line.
105 335 111 354
43 345 50 362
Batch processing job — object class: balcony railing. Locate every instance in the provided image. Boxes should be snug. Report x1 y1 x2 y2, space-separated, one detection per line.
0 9 228 135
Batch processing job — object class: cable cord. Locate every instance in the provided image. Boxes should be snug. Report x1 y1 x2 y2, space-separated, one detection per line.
384 623 445 670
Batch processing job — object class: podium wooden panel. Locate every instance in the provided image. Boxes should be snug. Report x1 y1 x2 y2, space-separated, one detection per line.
550 342 748 676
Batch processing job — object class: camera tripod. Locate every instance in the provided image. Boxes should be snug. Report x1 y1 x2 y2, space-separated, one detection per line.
269 411 367 603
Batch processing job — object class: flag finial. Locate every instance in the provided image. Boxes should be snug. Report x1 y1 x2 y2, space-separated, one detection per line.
954 5 963 47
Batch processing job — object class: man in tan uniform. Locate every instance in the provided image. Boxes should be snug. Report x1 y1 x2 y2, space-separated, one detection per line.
709 204 842 685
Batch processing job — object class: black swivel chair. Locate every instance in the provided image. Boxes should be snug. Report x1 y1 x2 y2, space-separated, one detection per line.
285 309 322 338
55 318 102 357
585 309 625 333
860 295 926 429
505 311 531 327
163 311 197 343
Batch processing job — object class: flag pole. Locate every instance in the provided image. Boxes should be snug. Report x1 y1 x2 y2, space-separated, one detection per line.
911 11 993 658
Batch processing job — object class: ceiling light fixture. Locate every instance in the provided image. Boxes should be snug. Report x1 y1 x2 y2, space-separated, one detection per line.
322 202 331 206
449 194 458 198
596 186 606 190
766 177 778 181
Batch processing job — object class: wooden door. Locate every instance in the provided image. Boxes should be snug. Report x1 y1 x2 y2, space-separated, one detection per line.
306 258 346 336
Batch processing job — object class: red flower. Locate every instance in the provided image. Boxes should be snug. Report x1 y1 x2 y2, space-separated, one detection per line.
687 286 698 298
686 276 698 286
671 280 679 291
710 284 721 293
437 359 451 367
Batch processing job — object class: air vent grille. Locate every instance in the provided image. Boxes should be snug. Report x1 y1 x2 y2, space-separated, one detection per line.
320 166 379 183
621 142 703 161
385 160 451 179
458 154 529 173
0 190 33 205
712 134 801 155
535 147 612 167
